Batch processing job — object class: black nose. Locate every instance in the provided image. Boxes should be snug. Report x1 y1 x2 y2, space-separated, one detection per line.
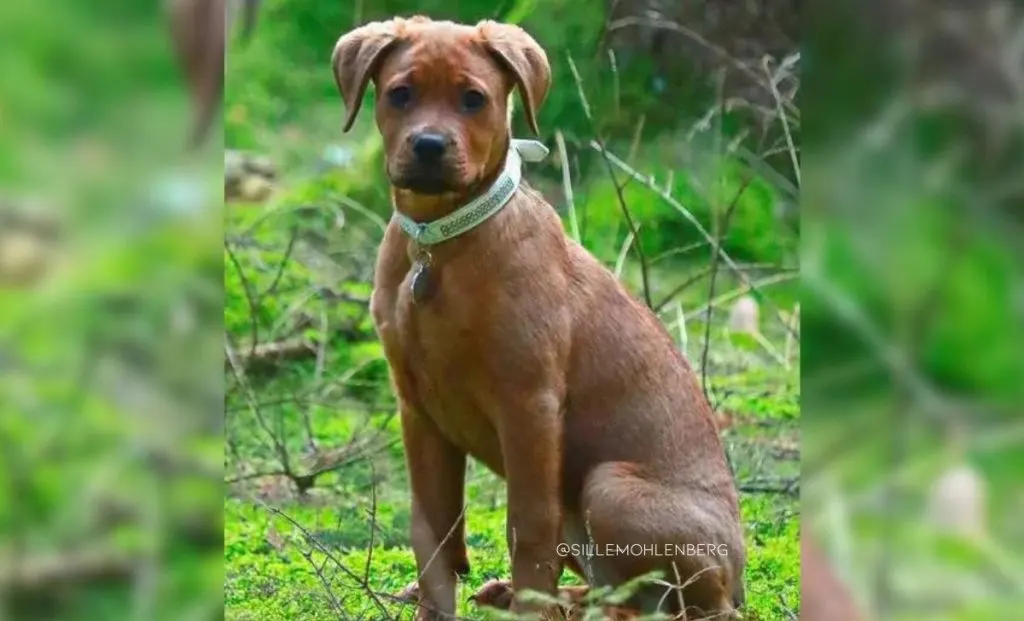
412 133 448 162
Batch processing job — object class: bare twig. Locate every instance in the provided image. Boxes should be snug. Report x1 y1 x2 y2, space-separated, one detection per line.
265 503 371 616
739 477 800 496
654 267 715 314
225 241 262 362
363 463 378 591
225 338 293 474
567 54 654 309
260 225 299 300
700 177 748 408
776 591 799 621
762 56 801 187
257 501 478 621
225 437 398 489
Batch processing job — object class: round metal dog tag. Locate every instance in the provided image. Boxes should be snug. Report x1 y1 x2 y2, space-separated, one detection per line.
411 261 435 303
410 247 435 303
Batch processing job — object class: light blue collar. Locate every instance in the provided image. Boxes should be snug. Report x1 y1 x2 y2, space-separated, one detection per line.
395 139 548 246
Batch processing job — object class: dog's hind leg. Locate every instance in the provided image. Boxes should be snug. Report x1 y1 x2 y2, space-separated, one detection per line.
578 461 745 619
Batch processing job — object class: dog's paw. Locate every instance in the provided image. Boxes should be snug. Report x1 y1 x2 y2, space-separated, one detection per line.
394 580 421 603
469 578 514 610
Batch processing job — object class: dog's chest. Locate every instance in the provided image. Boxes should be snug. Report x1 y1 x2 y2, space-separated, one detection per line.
381 280 503 466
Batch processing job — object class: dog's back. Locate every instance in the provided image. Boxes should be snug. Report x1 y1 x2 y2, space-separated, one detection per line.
561 241 731 474
507 184 746 615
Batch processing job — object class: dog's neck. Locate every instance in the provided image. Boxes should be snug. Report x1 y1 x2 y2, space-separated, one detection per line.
390 138 549 248
391 160 505 225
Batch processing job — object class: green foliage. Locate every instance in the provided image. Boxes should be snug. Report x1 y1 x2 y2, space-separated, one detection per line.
741 511 800 616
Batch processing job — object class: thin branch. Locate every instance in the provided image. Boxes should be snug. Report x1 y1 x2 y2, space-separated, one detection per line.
225 336 294 477
225 240 262 362
762 56 801 187
259 224 299 300
363 463 378 597
257 501 478 621
567 54 654 309
655 267 714 314
739 477 800 496
225 437 398 488
700 178 748 408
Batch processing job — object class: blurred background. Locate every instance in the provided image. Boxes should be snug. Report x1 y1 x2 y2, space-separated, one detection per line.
802 1 1024 620
223 0 800 619
0 0 223 619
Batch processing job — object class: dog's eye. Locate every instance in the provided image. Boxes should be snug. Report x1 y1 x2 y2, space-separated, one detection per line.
387 86 412 109
461 89 486 113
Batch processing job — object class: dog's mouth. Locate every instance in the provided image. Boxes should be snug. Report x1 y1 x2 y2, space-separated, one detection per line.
392 173 454 195
391 162 461 195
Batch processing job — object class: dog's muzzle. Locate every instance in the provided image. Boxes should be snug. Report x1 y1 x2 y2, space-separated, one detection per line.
392 131 457 194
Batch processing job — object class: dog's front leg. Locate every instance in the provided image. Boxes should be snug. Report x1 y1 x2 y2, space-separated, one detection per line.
402 402 469 620
500 391 564 618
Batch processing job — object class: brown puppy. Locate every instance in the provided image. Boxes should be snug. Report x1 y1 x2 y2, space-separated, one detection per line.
332 16 745 620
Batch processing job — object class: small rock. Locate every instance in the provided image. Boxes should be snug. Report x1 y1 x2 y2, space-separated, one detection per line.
224 150 246 182
0 230 50 287
239 174 273 202
926 462 987 539
728 295 759 334
245 154 277 179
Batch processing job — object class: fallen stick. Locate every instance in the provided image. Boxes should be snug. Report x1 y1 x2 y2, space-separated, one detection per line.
0 548 138 593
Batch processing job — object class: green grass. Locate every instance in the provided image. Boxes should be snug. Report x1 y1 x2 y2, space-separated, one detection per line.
224 350 800 619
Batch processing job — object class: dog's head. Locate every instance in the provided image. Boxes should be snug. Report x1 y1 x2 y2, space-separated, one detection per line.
332 17 550 195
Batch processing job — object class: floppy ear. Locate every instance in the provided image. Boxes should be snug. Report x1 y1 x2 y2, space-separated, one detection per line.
331 20 402 132
478 21 551 136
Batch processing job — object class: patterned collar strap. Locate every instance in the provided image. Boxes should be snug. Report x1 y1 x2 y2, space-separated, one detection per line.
395 138 549 246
